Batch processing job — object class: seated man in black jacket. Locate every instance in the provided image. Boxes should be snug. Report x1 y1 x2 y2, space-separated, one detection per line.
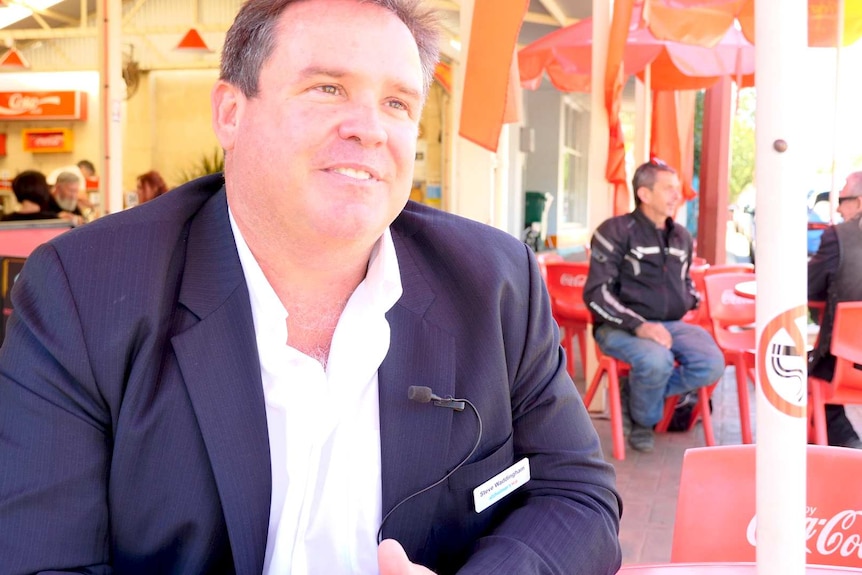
808 170 862 449
583 159 725 452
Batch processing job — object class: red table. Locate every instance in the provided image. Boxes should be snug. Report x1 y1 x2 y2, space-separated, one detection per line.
619 563 862 575
733 280 756 299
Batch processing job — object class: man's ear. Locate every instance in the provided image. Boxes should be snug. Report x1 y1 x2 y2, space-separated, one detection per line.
211 80 243 151
635 186 649 205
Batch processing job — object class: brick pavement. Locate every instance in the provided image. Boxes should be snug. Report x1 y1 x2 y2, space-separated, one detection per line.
579 365 862 565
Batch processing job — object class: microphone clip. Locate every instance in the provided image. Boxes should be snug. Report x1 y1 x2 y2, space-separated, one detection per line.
432 397 466 411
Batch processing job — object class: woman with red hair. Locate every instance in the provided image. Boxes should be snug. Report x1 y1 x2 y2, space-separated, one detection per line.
136 171 169 204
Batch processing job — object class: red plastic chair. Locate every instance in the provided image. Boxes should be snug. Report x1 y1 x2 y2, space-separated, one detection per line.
682 263 711 330
584 343 716 461
809 302 862 445
702 263 755 278
535 251 564 282
544 261 590 381
672 444 862 568
703 272 757 444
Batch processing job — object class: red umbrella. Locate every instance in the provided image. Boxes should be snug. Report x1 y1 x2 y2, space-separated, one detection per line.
647 0 862 48
518 4 754 93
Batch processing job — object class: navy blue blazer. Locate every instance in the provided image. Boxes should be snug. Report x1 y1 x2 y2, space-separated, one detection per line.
0 174 621 575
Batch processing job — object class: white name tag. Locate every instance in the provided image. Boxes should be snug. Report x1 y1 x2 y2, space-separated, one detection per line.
472 457 530 513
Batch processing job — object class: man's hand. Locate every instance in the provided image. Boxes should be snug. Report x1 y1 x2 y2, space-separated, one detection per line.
634 321 672 349
378 539 436 575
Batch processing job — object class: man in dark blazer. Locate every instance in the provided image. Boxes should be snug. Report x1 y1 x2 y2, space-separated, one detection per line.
808 170 862 449
0 0 621 573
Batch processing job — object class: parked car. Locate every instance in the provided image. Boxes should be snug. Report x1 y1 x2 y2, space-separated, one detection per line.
731 190 834 264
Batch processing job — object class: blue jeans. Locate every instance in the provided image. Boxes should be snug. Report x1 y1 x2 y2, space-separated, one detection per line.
594 321 726 427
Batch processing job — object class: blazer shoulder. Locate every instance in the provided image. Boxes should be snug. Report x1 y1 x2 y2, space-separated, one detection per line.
47 174 225 258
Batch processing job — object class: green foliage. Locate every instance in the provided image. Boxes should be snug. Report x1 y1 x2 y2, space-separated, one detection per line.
693 91 704 179
177 148 225 183
729 88 756 204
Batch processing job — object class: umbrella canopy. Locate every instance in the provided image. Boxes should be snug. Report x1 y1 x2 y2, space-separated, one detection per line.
647 0 862 48
519 4 754 93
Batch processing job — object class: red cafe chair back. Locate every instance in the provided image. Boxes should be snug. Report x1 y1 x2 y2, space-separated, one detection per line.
672 444 862 568
535 251 564 282
703 272 757 443
809 301 862 445
544 261 590 381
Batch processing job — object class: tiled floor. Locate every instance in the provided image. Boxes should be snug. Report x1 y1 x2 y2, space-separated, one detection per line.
579 364 862 565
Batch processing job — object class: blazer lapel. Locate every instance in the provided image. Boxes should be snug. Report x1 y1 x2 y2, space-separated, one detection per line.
378 229 456 552
171 189 270 575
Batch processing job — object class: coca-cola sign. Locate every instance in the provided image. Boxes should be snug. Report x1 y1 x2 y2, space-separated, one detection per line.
22 128 73 154
0 91 87 120
746 507 862 564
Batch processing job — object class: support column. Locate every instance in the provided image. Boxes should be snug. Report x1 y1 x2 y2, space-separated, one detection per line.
584 0 612 410
696 76 731 264
98 0 124 214
754 0 808 573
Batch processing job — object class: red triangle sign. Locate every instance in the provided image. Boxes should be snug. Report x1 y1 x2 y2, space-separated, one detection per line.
0 47 29 69
175 28 212 52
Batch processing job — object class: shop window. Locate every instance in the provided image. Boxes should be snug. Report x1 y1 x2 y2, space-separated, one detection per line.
560 98 589 226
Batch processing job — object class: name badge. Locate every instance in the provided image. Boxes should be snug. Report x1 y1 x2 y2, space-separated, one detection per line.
472 457 530 513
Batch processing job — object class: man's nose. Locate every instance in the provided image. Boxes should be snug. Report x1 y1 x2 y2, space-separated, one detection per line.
337 100 388 147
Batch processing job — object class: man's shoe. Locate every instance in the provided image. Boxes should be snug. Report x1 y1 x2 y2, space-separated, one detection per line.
675 390 698 409
628 423 655 453
619 377 632 437
838 437 862 449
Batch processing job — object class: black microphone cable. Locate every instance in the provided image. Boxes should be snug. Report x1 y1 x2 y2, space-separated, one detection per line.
376 385 483 544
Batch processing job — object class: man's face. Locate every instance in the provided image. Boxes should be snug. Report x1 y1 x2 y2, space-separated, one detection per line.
54 181 79 212
838 195 862 221
213 0 424 251
638 170 681 226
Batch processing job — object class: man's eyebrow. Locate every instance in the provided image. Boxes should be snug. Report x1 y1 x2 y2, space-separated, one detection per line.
296 65 348 80
392 83 422 102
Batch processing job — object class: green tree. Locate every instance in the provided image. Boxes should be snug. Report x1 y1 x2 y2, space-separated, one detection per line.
729 87 756 204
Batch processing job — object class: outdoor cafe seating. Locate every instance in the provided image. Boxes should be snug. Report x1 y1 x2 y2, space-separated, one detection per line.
671 444 862 569
584 342 717 460
809 302 862 445
543 260 590 381
0 219 72 344
541 255 719 460
703 271 758 444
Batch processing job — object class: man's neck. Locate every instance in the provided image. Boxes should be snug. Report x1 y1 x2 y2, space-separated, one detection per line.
638 206 669 229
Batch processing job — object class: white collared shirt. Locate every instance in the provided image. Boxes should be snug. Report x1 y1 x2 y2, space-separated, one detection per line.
229 208 403 574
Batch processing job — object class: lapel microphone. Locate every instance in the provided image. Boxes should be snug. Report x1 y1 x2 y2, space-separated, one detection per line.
376 386 483 544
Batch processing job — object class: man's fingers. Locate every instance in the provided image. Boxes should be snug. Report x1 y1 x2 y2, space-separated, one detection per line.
378 539 436 575
378 539 412 575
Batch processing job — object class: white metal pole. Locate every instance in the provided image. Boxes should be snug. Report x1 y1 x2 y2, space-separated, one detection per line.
829 0 845 222
98 0 124 214
754 1 809 574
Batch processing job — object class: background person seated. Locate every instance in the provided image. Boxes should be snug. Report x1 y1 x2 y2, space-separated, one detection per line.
48 165 94 217
1 170 60 222
808 170 862 448
136 170 169 204
583 159 725 453
48 171 85 226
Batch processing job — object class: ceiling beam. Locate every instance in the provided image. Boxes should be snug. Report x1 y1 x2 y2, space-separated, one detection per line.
13 0 79 26
536 0 570 27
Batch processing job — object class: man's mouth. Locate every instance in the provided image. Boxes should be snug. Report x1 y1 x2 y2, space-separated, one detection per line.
331 167 373 181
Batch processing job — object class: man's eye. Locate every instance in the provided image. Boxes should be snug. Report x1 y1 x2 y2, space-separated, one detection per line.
317 85 339 95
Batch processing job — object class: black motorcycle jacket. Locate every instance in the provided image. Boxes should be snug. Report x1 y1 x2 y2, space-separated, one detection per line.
583 208 698 333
